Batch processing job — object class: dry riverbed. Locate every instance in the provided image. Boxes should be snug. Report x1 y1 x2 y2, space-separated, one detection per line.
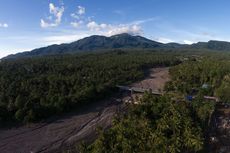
209 104 230 153
0 67 170 153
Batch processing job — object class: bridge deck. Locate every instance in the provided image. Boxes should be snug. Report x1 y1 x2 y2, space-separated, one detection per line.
116 85 162 95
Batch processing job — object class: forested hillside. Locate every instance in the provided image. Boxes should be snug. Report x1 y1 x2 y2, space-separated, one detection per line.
5 33 230 60
3 34 166 59
0 51 180 123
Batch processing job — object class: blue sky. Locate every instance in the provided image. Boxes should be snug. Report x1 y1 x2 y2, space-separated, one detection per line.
1 0 230 57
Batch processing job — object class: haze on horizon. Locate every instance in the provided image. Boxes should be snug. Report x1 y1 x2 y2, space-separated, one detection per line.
1 0 230 58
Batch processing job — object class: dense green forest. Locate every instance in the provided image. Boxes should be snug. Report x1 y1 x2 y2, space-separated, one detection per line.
0 51 180 123
79 93 212 153
77 56 230 153
166 59 230 103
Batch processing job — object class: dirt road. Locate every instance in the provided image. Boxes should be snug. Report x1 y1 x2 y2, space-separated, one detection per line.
0 67 170 153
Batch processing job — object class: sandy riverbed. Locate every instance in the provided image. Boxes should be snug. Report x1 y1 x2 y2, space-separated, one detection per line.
0 67 170 153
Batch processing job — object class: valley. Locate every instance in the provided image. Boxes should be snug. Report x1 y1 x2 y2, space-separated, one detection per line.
0 51 230 153
2 0 230 152
0 67 170 153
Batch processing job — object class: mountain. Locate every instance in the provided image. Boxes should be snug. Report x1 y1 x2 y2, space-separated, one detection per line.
4 33 169 59
4 33 230 59
3 33 187 59
165 42 188 48
191 40 230 51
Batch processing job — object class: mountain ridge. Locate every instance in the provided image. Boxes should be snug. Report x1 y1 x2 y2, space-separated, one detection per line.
3 33 230 59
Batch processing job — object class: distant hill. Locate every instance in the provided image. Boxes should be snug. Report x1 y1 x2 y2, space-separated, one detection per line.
191 40 230 51
3 33 230 59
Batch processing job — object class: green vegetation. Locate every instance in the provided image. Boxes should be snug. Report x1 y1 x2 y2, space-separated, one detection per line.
0 51 180 123
2 47 230 152
166 59 230 103
80 94 205 153
77 55 230 153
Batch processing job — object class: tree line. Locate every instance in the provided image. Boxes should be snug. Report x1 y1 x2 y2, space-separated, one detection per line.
0 51 180 123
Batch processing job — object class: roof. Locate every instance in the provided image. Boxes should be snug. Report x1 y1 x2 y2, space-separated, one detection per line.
202 83 209 89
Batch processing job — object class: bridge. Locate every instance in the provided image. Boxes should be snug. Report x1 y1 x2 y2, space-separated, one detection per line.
116 85 163 95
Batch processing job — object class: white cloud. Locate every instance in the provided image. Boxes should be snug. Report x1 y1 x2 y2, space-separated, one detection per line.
70 5 149 35
42 33 90 45
85 17 156 35
84 17 157 35
71 6 86 19
71 13 80 19
77 6 85 15
107 24 142 36
70 6 86 28
87 21 106 31
0 23 8 28
40 3 64 28
131 17 159 25
70 20 84 28
155 37 174 43
86 21 97 30
86 21 142 36
183 40 194 44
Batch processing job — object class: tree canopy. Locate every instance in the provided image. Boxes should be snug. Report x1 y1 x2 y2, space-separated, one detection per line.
0 51 180 123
